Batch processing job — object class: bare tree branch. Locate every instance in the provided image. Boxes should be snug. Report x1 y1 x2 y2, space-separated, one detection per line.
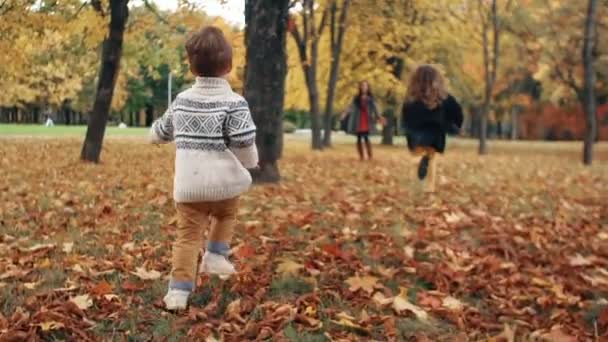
290 20 307 64
317 3 329 38
143 0 170 25
91 0 105 16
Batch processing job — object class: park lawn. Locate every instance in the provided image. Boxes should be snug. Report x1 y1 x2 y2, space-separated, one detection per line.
0 136 607 341
0 124 148 137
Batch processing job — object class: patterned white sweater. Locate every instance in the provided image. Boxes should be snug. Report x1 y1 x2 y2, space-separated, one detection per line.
150 77 258 202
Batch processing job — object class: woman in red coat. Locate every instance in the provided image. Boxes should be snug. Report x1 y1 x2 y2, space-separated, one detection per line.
341 81 383 160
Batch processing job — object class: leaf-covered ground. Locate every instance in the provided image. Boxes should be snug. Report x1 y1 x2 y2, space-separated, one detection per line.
1 137 607 341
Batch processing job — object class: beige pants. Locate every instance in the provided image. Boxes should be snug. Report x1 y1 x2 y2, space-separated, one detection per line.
171 198 239 285
413 147 438 193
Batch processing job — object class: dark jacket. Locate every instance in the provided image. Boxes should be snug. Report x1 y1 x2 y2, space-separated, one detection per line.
401 94 463 153
344 96 380 135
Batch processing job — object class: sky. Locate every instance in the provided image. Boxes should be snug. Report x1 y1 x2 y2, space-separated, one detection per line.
151 0 245 27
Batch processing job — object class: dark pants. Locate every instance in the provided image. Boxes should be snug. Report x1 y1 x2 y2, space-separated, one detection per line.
356 132 372 160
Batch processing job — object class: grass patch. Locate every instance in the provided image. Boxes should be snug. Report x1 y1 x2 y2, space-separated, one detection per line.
284 324 328 342
270 276 314 298
0 124 148 137
396 318 454 340
1 283 23 316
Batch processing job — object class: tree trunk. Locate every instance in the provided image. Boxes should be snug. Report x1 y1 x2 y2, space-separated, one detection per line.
289 0 326 150
322 0 350 147
80 0 129 163
510 107 518 140
478 0 499 155
582 0 598 165
244 0 289 183
382 116 395 145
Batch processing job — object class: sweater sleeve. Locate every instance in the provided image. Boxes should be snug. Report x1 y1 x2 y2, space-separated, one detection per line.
225 100 258 169
445 95 464 129
150 104 174 144
401 102 411 132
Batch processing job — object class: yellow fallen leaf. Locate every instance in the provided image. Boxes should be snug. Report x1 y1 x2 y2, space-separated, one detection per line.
373 292 393 306
70 294 93 310
346 275 379 294
488 324 515 342
360 309 370 322
276 258 304 276
393 288 428 321
19 243 55 253
444 212 463 224
442 296 464 311
23 281 40 290
226 299 245 323
62 242 74 253
39 321 65 331
103 294 119 301
37 258 52 269
131 267 161 280
568 254 593 267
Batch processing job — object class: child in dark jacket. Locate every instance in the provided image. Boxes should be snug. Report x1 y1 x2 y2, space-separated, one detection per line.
401 65 463 192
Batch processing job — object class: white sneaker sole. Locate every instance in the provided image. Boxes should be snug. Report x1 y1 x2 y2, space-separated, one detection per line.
200 263 234 280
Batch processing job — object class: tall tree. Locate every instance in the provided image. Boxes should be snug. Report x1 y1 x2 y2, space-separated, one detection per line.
322 0 350 147
81 0 129 163
582 0 599 165
478 0 499 155
244 0 290 182
289 0 327 150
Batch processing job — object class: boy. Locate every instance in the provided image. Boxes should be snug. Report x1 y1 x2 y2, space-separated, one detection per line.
150 26 258 310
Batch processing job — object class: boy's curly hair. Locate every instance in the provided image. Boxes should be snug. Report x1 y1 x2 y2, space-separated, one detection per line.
406 64 448 109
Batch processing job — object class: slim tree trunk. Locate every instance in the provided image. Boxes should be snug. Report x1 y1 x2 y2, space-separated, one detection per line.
478 0 499 155
244 0 289 182
322 0 350 147
582 0 598 165
510 107 518 140
81 0 129 163
289 0 327 150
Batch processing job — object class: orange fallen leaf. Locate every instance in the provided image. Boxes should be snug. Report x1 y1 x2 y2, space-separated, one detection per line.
90 281 113 296
346 275 379 294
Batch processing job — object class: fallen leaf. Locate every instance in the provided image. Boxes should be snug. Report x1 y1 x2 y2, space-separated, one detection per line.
226 299 245 323
19 243 55 253
393 288 428 321
488 324 515 342
346 275 379 294
442 296 464 311
122 242 135 251
90 281 113 296
276 258 304 276
235 244 256 259
541 326 577 342
568 254 593 267
38 321 65 331
444 212 463 224
23 281 40 290
62 242 74 253
103 294 120 301
70 294 93 310
122 280 145 292
131 267 161 280
417 292 442 309
373 292 393 306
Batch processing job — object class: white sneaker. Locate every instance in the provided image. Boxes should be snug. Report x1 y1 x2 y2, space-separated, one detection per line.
200 251 236 277
163 289 190 310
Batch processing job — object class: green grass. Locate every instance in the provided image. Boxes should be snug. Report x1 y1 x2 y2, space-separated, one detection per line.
0 124 148 136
